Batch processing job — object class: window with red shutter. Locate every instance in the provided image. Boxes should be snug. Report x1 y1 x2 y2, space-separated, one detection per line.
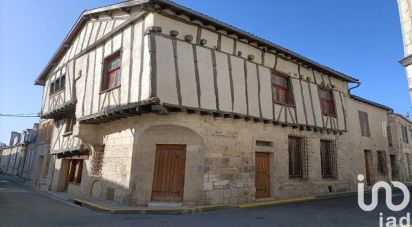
102 51 121 92
319 88 335 116
272 73 293 105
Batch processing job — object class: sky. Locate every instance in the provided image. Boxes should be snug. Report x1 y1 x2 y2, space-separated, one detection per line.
0 0 410 144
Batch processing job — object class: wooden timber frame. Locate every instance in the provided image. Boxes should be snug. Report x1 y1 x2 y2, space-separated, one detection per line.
56 148 89 159
78 96 344 135
41 100 77 120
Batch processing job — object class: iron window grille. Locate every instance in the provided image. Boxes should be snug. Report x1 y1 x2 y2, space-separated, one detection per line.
91 144 105 176
288 136 308 180
320 140 338 179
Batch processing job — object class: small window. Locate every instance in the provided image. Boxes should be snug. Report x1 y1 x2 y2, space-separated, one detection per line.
320 140 338 179
377 151 387 176
102 51 121 91
60 74 66 90
272 73 293 105
49 74 66 95
92 144 105 176
50 82 55 95
358 111 371 137
68 159 83 184
288 136 308 179
64 114 76 134
256 140 273 147
401 125 409 143
387 126 393 147
319 88 335 116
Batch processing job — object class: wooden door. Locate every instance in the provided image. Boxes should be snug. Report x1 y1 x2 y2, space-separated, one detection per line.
364 151 371 186
255 152 271 198
152 144 186 202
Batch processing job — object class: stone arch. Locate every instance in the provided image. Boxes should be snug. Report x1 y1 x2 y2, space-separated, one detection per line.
129 124 205 206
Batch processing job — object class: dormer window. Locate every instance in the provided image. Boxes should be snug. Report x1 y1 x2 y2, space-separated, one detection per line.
101 51 121 92
319 87 335 116
272 73 293 105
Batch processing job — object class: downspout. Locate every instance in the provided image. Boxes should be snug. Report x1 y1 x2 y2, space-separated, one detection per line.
348 81 361 94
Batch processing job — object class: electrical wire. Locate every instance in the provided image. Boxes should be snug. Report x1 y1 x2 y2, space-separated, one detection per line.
0 113 39 118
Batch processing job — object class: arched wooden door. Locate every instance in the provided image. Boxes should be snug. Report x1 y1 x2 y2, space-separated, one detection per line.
151 144 186 202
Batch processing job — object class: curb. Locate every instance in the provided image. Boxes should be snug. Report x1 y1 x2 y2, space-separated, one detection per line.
239 196 315 208
72 198 231 214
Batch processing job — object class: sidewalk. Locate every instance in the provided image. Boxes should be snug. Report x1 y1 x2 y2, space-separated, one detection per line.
43 191 230 214
43 182 412 214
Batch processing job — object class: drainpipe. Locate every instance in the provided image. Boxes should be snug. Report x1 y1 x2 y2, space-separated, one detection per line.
348 82 361 94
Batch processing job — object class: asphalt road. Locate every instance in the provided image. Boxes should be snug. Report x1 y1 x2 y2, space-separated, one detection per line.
0 174 410 227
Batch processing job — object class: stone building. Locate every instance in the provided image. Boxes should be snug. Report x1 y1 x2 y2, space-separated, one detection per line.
398 0 412 102
0 126 39 177
388 113 412 181
34 0 412 206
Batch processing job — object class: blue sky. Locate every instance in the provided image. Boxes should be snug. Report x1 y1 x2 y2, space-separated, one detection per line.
0 0 410 144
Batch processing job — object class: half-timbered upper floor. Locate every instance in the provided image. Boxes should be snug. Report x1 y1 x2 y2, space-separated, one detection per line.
35 0 360 134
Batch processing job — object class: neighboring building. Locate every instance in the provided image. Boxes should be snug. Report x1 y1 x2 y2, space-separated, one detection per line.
397 0 412 102
0 125 40 178
33 0 412 206
388 113 412 181
346 95 393 186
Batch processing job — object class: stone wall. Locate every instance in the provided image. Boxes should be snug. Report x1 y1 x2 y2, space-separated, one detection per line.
73 111 368 206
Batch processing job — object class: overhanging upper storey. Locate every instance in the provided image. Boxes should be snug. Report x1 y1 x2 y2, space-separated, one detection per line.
34 0 359 86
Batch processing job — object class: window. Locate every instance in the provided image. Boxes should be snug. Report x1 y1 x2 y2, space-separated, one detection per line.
401 125 409 143
377 151 387 176
387 126 393 147
320 140 338 179
358 111 371 137
64 114 76 134
102 51 121 91
272 73 293 105
49 74 65 95
49 82 55 94
319 88 335 116
68 159 83 184
288 136 308 179
91 144 105 176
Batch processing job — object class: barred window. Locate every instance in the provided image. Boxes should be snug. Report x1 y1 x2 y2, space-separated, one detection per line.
320 140 338 179
377 151 387 176
91 144 105 176
288 136 308 179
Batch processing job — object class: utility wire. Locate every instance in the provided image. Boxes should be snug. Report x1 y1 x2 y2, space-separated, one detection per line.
0 113 39 118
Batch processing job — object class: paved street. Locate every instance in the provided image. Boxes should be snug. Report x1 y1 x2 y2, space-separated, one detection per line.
0 174 410 227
